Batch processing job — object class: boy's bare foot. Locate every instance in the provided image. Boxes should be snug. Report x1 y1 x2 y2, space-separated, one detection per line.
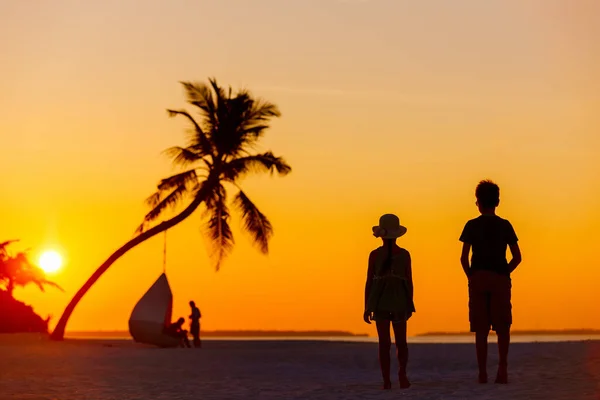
382 380 392 390
399 372 411 389
495 366 508 384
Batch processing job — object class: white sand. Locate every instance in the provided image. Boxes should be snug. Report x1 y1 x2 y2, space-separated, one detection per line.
1 338 599 399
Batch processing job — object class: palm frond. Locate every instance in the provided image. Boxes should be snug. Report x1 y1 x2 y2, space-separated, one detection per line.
0 240 19 258
137 185 189 233
179 81 218 132
233 190 273 254
0 240 19 248
236 95 280 145
165 110 214 157
156 169 198 192
162 146 203 167
209 77 228 106
246 98 281 121
222 152 292 182
240 124 270 139
204 186 234 271
33 279 64 293
144 192 162 208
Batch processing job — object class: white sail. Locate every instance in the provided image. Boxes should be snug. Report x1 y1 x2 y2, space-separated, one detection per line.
128 273 180 348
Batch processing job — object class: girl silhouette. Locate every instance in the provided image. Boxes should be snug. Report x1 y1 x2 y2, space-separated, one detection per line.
364 214 415 389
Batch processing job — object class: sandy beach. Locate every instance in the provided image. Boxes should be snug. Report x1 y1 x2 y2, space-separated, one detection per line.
2 338 599 400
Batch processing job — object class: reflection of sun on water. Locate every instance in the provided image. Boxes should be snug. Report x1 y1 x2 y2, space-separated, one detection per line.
39 250 63 274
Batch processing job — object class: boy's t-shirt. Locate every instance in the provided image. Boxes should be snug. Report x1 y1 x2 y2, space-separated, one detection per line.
459 215 518 276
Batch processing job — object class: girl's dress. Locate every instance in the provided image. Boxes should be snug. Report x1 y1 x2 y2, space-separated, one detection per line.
366 247 415 322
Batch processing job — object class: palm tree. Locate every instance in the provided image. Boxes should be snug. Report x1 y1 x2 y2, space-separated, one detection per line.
49 78 292 340
0 240 64 297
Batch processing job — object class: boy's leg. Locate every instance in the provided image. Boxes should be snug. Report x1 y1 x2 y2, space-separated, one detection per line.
495 328 510 383
392 320 410 388
469 272 491 383
376 319 392 389
475 330 490 383
491 275 512 383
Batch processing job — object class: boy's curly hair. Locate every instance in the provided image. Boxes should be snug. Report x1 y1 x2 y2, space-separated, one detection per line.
476 180 500 208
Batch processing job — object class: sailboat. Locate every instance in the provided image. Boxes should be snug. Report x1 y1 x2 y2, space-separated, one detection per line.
128 231 180 348
128 273 180 348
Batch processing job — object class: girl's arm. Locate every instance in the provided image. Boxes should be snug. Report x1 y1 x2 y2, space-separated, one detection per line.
364 251 376 308
406 251 414 309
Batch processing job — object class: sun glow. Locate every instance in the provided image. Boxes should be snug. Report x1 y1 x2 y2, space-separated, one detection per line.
39 250 63 274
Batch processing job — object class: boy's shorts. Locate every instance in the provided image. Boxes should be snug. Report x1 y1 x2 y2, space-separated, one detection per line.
468 270 512 332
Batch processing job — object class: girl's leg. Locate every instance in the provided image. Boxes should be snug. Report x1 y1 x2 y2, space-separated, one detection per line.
375 319 392 389
392 320 410 388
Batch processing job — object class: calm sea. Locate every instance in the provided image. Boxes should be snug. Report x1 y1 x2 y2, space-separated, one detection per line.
65 334 600 344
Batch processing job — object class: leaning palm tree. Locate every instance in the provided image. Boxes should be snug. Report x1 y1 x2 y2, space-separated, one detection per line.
50 78 291 340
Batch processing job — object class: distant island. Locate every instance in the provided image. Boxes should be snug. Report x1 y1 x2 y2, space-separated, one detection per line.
67 330 369 338
417 329 600 336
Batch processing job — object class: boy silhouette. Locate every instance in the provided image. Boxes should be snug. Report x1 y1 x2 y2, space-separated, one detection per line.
459 180 522 384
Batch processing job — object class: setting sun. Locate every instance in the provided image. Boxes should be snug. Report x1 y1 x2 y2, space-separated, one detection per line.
39 250 63 274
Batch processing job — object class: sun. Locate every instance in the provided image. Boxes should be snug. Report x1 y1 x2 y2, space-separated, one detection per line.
39 250 63 274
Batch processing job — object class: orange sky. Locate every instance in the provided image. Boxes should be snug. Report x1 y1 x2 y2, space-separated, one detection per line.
1 0 599 336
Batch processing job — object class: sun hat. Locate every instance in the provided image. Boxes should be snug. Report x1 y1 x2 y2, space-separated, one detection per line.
372 214 407 239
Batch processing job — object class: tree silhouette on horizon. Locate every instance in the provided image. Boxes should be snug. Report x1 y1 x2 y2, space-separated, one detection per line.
0 240 63 297
50 78 292 341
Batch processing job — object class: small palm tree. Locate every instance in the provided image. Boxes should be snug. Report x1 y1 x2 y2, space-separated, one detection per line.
50 78 291 340
0 240 63 297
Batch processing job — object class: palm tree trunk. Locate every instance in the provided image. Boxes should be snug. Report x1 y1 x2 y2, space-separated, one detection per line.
50 190 208 341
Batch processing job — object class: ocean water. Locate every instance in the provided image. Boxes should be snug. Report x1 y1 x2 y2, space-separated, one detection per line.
65 333 600 344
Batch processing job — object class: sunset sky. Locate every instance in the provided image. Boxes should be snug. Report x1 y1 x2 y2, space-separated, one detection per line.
1 0 599 336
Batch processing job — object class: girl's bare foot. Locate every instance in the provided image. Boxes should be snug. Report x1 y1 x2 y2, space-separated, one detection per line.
479 372 488 384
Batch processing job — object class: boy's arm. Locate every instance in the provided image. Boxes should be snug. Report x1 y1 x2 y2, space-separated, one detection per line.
459 222 472 279
506 221 521 273
508 243 522 273
460 242 471 279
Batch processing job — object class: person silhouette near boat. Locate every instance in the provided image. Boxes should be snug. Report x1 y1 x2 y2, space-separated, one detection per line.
189 301 202 348
164 317 191 348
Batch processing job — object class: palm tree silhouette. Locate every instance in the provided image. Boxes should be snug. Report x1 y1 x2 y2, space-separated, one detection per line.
50 78 291 340
0 240 64 297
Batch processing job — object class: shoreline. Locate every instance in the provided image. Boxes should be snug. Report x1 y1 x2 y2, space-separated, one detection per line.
61 329 600 339
4 333 600 346
417 329 600 336
64 330 369 339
